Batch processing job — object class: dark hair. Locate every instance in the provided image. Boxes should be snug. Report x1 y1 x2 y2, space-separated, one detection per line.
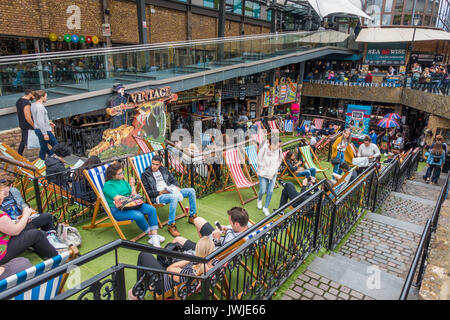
227 207 249 227
286 150 295 160
24 89 33 96
340 162 350 171
363 135 371 142
74 156 102 181
32 90 47 101
52 143 71 158
152 155 163 163
0 171 15 186
105 162 123 181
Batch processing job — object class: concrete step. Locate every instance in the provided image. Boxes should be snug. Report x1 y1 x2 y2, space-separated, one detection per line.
308 253 418 300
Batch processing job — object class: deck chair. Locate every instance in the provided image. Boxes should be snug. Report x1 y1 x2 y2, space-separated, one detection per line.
299 145 329 179
279 151 304 187
201 133 212 147
330 166 357 199
167 152 189 186
221 148 259 205
268 120 280 134
133 135 152 155
251 131 266 147
0 246 79 300
297 120 311 135
313 118 324 130
243 144 259 174
128 152 187 228
82 164 147 241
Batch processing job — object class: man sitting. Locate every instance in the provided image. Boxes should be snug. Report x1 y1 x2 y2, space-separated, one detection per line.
278 177 321 213
172 207 250 253
141 155 197 237
330 162 358 185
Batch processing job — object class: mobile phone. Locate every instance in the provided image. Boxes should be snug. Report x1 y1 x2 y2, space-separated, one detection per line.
215 220 223 231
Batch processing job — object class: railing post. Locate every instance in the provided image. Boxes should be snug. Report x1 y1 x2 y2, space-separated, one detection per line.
113 267 127 300
327 204 337 250
414 227 432 288
33 177 43 214
312 191 323 250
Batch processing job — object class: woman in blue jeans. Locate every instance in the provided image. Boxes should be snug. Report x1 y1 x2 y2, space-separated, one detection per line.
102 162 164 247
285 151 316 178
30 90 58 160
256 136 283 217
332 129 352 174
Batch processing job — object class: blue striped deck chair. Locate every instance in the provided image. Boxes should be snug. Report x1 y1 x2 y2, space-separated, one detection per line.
128 153 186 228
82 164 146 241
243 144 258 173
0 248 78 300
284 120 294 133
328 167 357 200
201 133 212 147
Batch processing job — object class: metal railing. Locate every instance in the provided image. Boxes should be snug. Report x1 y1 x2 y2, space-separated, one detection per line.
0 144 422 300
399 172 450 300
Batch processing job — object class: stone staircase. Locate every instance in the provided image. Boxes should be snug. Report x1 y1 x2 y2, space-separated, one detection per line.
281 166 442 301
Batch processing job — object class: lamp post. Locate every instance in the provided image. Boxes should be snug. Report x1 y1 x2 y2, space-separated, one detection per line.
408 13 421 71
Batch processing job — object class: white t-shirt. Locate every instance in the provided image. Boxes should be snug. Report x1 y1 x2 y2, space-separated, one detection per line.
153 171 168 203
310 136 317 146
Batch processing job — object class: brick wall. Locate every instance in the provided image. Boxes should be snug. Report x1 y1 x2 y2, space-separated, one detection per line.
0 128 40 160
426 115 450 139
149 6 187 43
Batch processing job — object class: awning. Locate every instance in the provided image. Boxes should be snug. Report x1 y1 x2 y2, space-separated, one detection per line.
356 27 450 42
323 53 361 61
306 0 372 20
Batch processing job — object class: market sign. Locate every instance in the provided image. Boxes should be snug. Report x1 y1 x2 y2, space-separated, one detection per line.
365 43 406 66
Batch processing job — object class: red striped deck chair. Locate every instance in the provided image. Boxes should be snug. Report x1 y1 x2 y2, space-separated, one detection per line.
168 153 188 186
133 135 152 154
222 148 259 205
313 118 324 130
251 131 266 147
268 120 280 134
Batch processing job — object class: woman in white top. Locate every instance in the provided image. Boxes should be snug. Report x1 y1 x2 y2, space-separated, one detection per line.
30 90 58 160
357 135 381 167
256 136 283 216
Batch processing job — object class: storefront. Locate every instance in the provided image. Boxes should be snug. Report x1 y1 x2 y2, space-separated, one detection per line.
363 42 407 82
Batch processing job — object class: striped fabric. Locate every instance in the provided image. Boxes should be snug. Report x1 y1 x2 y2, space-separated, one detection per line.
0 143 43 178
284 120 293 132
86 164 110 205
268 121 279 134
201 133 212 146
251 132 265 146
334 167 356 195
313 118 324 130
282 151 288 160
150 142 164 152
300 120 311 133
129 152 156 177
299 146 326 172
0 251 70 300
224 149 257 189
33 159 46 170
168 154 188 175
244 144 258 171
245 221 274 240
134 136 151 154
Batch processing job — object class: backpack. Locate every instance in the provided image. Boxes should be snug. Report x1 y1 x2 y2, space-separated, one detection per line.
157 242 183 268
57 224 82 247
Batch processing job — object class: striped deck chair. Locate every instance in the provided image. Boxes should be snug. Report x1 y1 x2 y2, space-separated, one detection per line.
313 118 324 130
133 135 152 155
284 120 294 133
299 145 329 179
201 133 212 147
128 153 187 228
251 131 266 147
222 148 259 205
330 166 357 199
279 150 304 187
243 144 258 174
82 164 146 241
297 120 311 135
0 246 78 300
268 120 280 134
149 141 165 153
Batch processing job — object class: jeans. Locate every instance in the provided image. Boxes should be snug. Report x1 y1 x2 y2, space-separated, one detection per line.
333 151 345 174
35 129 58 160
424 165 441 184
258 176 277 209
18 128 29 155
279 182 299 208
111 203 158 233
295 168 316 178
431 80 441 93
158 188 196 225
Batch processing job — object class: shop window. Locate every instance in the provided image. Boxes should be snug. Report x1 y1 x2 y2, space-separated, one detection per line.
382 14 392 25
424 15 431 25
253 3 261 19
426 0 433 13
395 0 404 12
403 14 411 25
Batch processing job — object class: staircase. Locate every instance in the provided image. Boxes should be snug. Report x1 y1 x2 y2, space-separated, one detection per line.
281 165 441 301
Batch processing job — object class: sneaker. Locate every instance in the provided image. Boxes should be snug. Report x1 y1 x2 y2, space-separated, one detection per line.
168 224 181 237
188 214 197 225
262 207 270 217
156 234 165 243
46 231 69 251
278 179 287 187
148 235 161 248
257 199 263 209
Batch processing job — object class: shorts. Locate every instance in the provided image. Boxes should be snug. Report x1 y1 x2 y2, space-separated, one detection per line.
182 222 215 252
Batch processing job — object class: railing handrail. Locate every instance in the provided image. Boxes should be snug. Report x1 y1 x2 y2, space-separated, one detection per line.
0 30 334 65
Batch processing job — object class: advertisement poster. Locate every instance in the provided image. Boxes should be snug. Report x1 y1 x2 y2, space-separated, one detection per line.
365 43 406 66
273 80 297 105
345 104 372 136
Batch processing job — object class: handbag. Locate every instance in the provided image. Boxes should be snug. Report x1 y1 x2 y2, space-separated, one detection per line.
27 129 40 149
57 223 82 247
352 157 369 167
114 194 144 211
157 242 183 268
331 157 341 165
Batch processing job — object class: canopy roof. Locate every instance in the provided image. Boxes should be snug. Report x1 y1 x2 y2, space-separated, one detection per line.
294 30 350 43
305 0 372 20
356 27 450 42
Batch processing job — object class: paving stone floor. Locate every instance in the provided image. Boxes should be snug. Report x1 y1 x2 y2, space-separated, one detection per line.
281 270 374 301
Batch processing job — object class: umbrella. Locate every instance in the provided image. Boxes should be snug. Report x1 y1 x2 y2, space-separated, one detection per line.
383 113 401 120
377 117 400 128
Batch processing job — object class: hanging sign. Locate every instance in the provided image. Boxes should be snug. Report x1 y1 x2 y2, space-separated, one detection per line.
365 43 406 65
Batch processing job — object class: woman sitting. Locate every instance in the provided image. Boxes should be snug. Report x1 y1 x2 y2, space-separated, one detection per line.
285 151 316 178
129 236 216 300
102 162 163 247
0 180 58 267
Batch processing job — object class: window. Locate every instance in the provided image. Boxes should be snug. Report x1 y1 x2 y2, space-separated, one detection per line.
405 0 414 13
245 1 254 17
403 14 411 24
384 0 394 12
267 9 272 21
226 0 242 14
382 14 392 25
424 15 431 25
393 14 402 24
395 0 404 12
204 0 218 9
253 2 260 18
426 0 433 13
